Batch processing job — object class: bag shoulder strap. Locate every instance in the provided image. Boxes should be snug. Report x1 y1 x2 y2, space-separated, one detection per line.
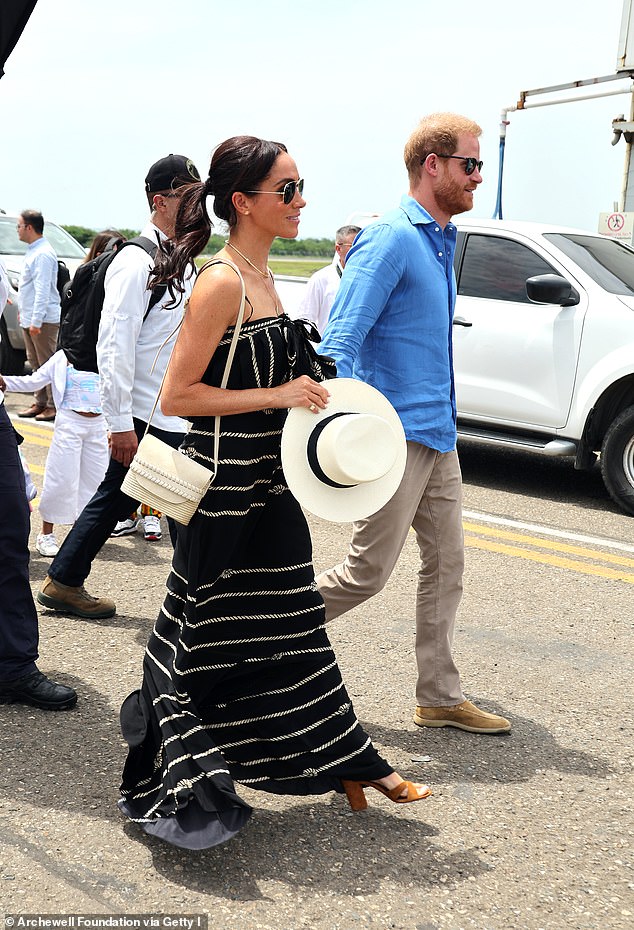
144 259 247 481
195 257 246 388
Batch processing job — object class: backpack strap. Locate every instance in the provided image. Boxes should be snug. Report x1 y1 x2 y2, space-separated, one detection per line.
116 235 167 319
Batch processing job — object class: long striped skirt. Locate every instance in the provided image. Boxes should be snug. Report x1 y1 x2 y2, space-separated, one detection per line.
118 408 391 849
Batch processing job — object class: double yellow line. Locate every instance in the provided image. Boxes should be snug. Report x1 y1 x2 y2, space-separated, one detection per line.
464 520 634 584
15 415 634 584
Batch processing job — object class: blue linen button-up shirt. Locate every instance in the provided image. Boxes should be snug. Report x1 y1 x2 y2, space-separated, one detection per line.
17 236 61 329
319 195 458 452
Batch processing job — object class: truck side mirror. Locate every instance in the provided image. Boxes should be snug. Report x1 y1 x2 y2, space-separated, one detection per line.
526 273 579 307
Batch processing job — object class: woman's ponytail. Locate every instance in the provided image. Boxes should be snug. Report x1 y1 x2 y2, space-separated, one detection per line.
149 181 211 303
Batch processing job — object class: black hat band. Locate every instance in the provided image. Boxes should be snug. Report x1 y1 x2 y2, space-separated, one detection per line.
306 412 356 489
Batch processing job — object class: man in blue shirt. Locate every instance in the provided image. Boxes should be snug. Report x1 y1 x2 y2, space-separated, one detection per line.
17 210 61 421
318 112 510 734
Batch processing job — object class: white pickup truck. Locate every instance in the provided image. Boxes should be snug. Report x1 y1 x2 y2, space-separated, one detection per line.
452 218 634 517
279 217 634 516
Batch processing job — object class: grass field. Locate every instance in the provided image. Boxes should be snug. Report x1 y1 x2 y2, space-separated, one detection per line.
269 259 328 277
195 256 329 278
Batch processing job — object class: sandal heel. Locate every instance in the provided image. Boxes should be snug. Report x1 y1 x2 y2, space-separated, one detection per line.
342 779 368 811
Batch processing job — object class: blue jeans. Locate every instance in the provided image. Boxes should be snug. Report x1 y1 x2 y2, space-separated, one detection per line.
48 419 185 588
0 405 39 678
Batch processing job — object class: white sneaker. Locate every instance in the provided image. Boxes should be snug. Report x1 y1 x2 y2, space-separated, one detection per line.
36 533 59 557
142 515 162 541
111 517 138 537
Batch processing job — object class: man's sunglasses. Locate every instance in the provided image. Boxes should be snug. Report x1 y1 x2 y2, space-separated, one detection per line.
434 154 483 175
245 178 305 205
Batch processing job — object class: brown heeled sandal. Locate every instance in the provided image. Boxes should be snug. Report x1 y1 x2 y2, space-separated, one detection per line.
341 779 432 811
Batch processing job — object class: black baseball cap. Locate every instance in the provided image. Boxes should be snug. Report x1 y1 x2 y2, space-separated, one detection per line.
145 154 201 194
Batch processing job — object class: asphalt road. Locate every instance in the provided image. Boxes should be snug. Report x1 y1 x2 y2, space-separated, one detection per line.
1 393 633 930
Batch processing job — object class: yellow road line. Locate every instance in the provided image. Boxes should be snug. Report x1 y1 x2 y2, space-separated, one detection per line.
17 435 52 449
463 521 634 569
15 424 634 583
13 418 52 431
464 535 634 584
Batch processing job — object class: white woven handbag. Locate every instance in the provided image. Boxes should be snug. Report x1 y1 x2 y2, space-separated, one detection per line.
121 260 246 525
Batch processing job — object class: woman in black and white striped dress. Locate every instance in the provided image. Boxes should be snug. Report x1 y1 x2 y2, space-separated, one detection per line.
118 136 430 849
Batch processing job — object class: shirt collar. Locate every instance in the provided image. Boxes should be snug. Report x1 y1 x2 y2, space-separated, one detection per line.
149 221 167 243
399 194 456 235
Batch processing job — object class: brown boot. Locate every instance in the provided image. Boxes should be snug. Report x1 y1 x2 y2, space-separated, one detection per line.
18 403 46 418
34 406 56 422
37 575 116 619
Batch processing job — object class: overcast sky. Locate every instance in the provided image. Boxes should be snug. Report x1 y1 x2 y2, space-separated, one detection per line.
0 0 631 238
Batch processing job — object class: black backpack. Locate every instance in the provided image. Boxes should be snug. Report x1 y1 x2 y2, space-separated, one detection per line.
56 260 70 299
58 236 166 373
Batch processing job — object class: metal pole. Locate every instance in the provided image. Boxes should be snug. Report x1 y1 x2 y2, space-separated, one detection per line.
518 86 632 109
622 89 634 210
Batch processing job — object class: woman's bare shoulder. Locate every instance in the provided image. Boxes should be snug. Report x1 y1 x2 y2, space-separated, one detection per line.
189 258 243 315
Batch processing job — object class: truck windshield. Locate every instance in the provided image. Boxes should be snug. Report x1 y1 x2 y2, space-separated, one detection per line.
544 233 634 295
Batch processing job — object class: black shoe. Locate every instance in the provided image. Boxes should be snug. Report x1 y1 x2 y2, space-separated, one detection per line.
0 670 77 710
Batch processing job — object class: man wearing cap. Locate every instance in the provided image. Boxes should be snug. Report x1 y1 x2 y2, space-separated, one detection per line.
317 112 511 735
37 155 201 620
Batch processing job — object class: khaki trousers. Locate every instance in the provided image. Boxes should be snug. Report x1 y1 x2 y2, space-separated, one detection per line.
317 442 465 707
21 323 59 408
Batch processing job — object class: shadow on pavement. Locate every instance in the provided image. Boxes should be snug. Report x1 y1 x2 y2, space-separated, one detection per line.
124 801 487 902
362 712 615 786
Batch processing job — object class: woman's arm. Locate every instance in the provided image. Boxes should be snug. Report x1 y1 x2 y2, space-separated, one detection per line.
161 264 329 418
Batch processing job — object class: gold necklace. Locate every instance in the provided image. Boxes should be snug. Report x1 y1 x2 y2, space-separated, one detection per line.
226 240 270 279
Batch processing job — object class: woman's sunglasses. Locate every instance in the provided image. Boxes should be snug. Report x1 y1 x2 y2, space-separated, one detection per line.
245 178 305 205
434 155 483 176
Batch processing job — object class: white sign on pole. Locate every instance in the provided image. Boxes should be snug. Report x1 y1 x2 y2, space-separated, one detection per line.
598 211 634 239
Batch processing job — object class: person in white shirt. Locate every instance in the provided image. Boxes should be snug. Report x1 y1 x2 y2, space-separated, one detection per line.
2 349 109 557
16 210 61 422
293 225 360 335
0 258 8 326
37 154 201 620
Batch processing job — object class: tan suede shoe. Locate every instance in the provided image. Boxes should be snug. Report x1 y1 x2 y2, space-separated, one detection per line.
37 575 116 619
413 699 511 734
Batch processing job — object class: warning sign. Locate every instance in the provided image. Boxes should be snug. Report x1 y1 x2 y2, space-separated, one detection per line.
598 211 634 239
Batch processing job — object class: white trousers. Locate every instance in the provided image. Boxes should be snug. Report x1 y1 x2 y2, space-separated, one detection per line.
39 409 109 525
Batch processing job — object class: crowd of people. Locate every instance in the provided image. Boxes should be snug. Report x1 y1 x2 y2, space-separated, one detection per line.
0 112 511 851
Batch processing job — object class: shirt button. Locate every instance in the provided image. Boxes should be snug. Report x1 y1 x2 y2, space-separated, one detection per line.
435 227 440 232
438 251 443 257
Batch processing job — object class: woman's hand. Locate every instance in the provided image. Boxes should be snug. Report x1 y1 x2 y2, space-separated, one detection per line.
272 376 330 413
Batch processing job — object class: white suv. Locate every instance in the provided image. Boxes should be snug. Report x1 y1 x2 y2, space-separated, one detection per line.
0 213 85 373
453 218 634 516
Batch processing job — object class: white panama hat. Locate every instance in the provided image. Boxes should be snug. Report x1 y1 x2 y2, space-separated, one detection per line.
281 378 407 523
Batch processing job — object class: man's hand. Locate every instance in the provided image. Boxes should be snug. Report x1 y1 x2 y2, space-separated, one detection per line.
109 429 138 467
29 325 41 336
0 374 6 391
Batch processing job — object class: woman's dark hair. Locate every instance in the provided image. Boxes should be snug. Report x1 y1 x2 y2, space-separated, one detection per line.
150 135 287 302
84 229 125 263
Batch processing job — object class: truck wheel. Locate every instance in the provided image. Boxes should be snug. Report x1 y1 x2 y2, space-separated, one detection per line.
601 405 634 516
0 318 26 375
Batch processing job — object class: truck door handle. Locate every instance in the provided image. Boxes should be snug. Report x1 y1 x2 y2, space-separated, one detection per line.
453 317 472 327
